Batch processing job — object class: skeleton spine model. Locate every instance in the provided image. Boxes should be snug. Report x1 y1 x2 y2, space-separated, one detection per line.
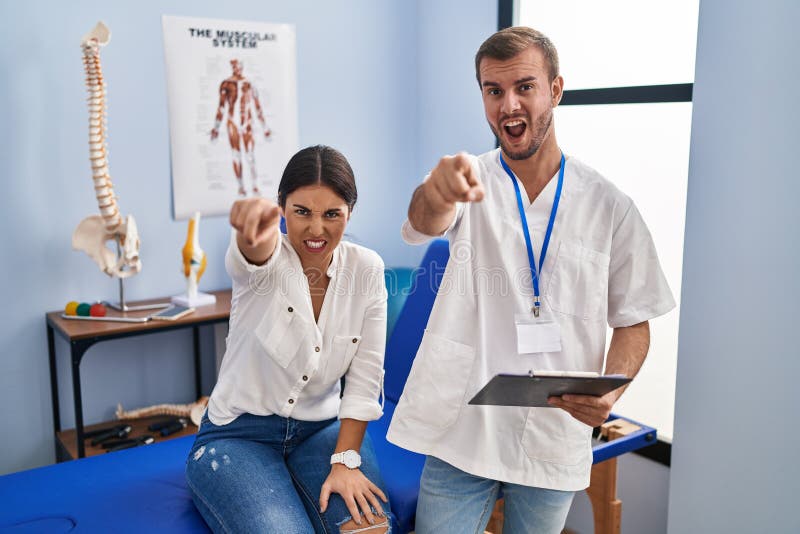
116 397 209 427
72 22 142 279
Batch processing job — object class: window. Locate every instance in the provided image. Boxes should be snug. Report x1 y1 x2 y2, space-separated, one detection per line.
508 0 699 441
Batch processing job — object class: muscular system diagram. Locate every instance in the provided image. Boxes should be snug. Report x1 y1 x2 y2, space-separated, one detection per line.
210 59 272 197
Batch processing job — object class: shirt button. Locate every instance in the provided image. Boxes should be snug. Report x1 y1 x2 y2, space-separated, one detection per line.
288 307 293 313
315 346 320 352
302 375 308 381
352 338 358 343
288 398 294 404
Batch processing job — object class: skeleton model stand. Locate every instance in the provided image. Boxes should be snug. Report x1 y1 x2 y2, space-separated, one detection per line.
72 22 167 312
172 212 216 308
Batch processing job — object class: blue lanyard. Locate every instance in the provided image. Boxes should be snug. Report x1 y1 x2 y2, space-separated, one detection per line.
499 152 565 317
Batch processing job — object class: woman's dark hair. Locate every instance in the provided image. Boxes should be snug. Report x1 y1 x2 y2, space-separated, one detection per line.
277 145 357 211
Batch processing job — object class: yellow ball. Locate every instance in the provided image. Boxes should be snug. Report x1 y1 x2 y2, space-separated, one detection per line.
64 301 79 316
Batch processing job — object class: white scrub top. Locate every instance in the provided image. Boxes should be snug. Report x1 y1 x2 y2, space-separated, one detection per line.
387 149 675 490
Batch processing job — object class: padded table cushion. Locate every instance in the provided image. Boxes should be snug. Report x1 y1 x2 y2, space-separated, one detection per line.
0 419 424 534
0 238 655 534
0 241 449 534
383 239 449 404
0 435 207 533
367 400 426 534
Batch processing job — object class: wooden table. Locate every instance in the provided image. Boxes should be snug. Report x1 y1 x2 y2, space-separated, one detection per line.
46 289 231 460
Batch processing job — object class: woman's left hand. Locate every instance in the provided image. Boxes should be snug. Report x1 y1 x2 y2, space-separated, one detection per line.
319 464 388 526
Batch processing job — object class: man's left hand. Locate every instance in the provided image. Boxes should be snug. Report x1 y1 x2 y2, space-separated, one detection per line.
548 390 618 427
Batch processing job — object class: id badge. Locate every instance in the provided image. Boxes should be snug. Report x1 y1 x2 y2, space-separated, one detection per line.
515 312 562 354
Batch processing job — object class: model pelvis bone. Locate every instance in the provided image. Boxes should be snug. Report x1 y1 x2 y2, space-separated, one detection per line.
73 214 141 278
73 21 142 279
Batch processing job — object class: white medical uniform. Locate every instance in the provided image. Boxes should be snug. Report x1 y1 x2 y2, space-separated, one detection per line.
387 149 675 490
208 232 387 426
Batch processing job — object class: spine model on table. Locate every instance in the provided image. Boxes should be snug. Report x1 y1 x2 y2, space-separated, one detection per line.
72 21 142 279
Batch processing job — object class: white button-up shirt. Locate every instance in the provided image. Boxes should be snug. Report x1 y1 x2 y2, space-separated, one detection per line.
387 149 675 490
207 232 387 425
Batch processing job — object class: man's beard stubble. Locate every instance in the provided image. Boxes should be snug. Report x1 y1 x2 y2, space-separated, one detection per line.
492 107 553 161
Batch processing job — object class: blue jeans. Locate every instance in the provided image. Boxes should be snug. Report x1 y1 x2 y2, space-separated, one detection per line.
185 413 393 533
415 456 574 534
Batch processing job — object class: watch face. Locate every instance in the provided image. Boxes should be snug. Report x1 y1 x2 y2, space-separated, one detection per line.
343 450 361 469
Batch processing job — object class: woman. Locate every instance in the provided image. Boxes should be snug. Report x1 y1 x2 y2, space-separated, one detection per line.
186 145 392 534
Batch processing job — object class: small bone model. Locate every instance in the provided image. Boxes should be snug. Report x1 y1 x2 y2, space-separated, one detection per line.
72 21 142 278
182 212 208 301
171 211 216 307
116 396 209 427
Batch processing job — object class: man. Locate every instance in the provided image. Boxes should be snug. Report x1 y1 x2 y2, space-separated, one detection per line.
210 59 272 197
386 27 675 533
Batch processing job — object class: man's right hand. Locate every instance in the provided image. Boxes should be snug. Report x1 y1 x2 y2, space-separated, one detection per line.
230 198 281 265
422 153 485 210
210 128 219 140
407 153 484 236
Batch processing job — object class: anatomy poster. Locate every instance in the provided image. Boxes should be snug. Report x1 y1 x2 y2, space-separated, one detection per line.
163 15 298 219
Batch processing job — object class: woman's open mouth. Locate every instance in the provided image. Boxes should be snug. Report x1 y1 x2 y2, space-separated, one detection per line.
303 239 327 254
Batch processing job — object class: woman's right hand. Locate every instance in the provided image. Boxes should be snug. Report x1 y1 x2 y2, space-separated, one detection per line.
230 198 281 265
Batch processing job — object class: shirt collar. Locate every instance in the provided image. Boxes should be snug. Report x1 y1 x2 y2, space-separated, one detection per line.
494 149 567 209
326 244 340 278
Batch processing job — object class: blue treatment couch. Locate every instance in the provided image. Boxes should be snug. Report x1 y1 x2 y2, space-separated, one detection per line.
0 434 204 533
0 242 447 534
364 240 451 533
0 240 655 533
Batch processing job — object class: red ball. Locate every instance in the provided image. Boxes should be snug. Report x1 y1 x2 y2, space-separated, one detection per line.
89 303 107 317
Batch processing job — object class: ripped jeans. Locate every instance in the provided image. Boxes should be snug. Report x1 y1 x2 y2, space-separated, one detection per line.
185 412 393 534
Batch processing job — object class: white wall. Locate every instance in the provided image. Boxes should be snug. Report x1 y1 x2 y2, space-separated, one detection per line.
668 0 800 531
414 0 496 177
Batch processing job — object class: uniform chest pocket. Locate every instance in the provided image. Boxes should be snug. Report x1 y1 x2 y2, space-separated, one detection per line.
326 335 362 378
545 242 610 321
256 295 308 368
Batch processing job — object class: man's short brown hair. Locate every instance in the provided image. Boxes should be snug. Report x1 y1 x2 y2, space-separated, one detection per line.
474 26 560 85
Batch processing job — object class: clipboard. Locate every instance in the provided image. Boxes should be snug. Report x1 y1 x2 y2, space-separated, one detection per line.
468 373 632 407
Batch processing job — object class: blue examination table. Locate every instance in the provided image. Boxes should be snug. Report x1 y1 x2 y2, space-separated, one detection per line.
0 241 655 533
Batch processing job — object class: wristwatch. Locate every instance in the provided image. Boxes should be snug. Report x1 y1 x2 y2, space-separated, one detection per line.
330 449 362 469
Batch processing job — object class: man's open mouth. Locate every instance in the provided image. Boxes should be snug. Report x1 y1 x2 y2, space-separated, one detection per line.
503 119 527 139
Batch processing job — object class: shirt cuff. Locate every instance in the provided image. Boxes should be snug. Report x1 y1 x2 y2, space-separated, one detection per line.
401 209 460 245
608 298 677 329
338 395 383 422
228 229 282 273
401 220 438 244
